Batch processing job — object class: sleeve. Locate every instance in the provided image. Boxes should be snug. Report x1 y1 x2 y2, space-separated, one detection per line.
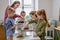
13 14 21 19
29 19 37 24
36 21 46 36
4 5 9 22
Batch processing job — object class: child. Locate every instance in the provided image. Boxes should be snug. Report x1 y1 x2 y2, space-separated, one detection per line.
25 9 48 40
20 11 26 21
4 8 20 40
15 11 26 33
15 11 26 23
28 11 37 31
29 11 37 20
14 11 26 38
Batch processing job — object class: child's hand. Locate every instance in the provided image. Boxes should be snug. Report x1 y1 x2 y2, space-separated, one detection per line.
25 24 28 28
33 34 38 37
25 22 29 28
15 23 22 26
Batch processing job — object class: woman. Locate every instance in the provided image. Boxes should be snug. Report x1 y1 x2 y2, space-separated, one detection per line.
4 1 21 22
4 1 20 40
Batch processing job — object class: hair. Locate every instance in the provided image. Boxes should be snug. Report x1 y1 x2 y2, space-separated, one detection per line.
21 11 26 14
7 8 15 17
8 8 15 14
11 1 20 7
30 11 37 17
37 9 50 27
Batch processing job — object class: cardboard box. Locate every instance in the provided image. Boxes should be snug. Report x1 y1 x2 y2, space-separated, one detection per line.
57 22 60 26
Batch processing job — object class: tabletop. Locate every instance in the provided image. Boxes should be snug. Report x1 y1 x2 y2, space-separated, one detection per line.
13 30 40 40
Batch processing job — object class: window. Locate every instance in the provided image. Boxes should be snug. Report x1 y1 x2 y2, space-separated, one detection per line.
9 0 38 15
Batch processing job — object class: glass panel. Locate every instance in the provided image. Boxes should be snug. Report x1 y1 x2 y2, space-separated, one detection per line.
10 0 15 4
24 6 33 8
15 7 22 15
24 8 33 15
24 0 32 5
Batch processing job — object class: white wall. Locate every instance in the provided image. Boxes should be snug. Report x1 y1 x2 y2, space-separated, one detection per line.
53 0 60 20
0 0 9 21
38 0 53 19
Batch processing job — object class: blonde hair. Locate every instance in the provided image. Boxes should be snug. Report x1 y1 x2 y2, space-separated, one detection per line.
8 8 15 17
8 8 15 14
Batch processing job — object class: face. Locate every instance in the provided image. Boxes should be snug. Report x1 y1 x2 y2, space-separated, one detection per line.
14 3 20 9
30 14 35 18
37 15 43 19
21 13 26 17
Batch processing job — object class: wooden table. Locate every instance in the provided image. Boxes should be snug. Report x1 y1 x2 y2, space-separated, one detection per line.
55 27 60 40
13 30 40 40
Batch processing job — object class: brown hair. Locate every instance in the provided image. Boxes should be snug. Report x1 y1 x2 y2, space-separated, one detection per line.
37 9 50 27
30 11 37 17
21 11 26 14
11 1 20 7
